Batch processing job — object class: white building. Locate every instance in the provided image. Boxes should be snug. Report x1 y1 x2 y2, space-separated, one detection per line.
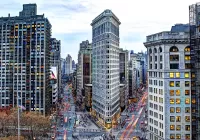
144 31 191 140
91 9 121 129
66 54 72 75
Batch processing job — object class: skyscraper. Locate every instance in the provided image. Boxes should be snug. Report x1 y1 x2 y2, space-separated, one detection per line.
72 60 76 71
91 9 121 128
77 40 92 97
0 4 51 115
61 58 67 76
119 49 129 111
189 3 200 139
144 27 191 140
66 54 72 75
50 38 61 96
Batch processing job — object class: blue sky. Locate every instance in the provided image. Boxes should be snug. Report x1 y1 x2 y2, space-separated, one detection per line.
1 0 198 62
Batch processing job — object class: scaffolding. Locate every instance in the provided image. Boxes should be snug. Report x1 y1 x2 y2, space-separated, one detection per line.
190 3 200 140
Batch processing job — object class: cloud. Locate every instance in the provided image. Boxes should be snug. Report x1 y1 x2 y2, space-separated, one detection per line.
2 0 199 62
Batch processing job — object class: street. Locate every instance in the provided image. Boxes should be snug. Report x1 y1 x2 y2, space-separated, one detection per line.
118 91 148 139
53 83 148 140
56 84 76 140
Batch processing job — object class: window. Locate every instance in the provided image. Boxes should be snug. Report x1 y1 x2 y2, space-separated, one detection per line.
185 63 191 69
176 125 181 131
185 107 190 113
170 98 175 104
170 64 179 69
170 125 175 130
185 125 190 131
192 98 196 104
160 55 163 61
170 107 175 113
176 116 181 122
170 55 179 61
170 72 174 78
185 116 190 122
155 56 157 61
191 81 195 87
176 134 181 139
160 64 163 69
159 47 162 53
185 81 190 87
159 97 163 103
170 116 175 122
185 55 191 60
185 90 190 96
149 48 152 54
192 73 195 78
185 72 189 78
170 134 175 139
185 46 190 52
154 48 157 53
176 98 181 104
185 134 190 139
192 90 195 95
170 81 174 87
170 90 174 96
185 98 190 104
176 107 181 113
176 90 180 96
155 64 157 69
170 46 179 52
176 72 180 78
176 81 180 87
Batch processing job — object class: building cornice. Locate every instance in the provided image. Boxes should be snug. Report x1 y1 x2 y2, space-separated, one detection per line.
143 39 189 48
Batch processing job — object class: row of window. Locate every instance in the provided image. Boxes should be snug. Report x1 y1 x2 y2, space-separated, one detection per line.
169 81 191 87
149 80 163 86
149 63 162 69
149 95 163 103
170 98 191 104
169 72 194 78
149 102 163 112
170 125 190 131
170 90 190 96
149 125 164 137
170 134 190 139
150 54 190 62
149 110 163 120
170 116 190 122
170 107 190 113
149 46 190 54
149 72 162 78
149 87 163 95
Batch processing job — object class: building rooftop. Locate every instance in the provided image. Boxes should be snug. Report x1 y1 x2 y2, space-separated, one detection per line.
145 31 189 42
171 24 189 33
91 9 121 26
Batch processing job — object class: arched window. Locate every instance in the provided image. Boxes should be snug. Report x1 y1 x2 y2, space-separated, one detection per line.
170 46 179 52
159 47 162 53
154 48 157 53
185 46 190 52
149 48 152 54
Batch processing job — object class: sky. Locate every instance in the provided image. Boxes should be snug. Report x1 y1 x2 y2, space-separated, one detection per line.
0 0 198 62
